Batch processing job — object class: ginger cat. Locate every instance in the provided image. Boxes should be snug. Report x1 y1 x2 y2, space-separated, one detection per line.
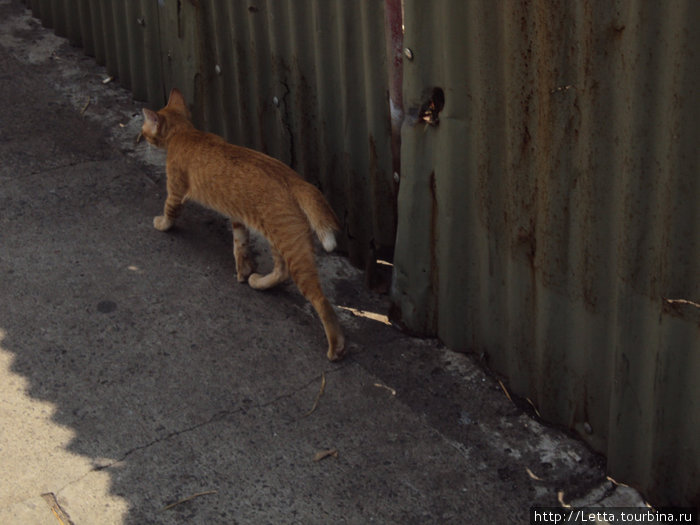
141 88 345 361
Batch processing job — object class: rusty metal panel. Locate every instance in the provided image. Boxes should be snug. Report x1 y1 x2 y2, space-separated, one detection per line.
394 0 700 507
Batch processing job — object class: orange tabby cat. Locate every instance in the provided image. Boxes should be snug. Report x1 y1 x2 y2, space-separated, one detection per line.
141 88 345 361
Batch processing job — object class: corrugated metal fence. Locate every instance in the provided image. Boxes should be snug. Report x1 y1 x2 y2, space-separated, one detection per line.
394 0 699 507
26 0 397 269
27 0 699 507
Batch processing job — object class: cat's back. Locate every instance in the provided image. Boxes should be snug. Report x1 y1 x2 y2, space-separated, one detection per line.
170 128 298 186
166 128 309 226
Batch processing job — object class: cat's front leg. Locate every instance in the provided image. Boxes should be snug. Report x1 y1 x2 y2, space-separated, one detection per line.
232 221 255 282
153 215 174 231
153 191 184 231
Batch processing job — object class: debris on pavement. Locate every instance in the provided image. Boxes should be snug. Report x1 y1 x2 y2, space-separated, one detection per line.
313 449 339 462
162 490 218 511
303 372 326 417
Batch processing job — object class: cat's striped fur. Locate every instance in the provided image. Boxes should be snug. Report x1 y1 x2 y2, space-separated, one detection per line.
142 89 345 361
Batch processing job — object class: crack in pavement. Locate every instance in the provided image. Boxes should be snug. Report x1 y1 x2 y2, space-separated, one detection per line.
0 158 117 181
51 363 353 499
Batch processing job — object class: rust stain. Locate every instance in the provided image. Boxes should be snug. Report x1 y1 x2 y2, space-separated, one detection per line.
517 225 537 264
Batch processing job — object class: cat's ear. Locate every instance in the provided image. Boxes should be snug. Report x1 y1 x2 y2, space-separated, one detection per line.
166 88 189 117
142 108 160 134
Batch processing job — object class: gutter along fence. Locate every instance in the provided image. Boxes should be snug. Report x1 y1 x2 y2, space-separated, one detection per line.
27 0 700 507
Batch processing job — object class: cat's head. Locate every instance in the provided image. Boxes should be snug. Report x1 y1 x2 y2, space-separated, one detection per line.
141 88 191 148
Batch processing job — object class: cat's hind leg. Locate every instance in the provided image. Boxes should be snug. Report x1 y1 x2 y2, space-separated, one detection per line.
232 221 255 283
248 248 288 290
283 243 345 361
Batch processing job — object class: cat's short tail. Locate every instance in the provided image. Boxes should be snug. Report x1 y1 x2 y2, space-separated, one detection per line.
291 181 340 252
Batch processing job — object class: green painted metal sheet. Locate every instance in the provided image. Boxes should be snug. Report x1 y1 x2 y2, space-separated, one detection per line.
394 0 699 507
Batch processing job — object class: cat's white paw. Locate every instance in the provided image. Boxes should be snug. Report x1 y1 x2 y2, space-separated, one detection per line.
153 215 173 231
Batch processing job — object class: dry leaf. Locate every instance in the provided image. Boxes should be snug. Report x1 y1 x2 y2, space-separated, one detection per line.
313 449 338 462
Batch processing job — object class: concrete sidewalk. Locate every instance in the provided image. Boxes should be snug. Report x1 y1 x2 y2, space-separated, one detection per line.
0 1 643 523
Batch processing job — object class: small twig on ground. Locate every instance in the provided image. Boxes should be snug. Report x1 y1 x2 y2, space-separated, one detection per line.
162 490 218 511
526 467 543 481
303 372 326 417
526 397 542 418
558 490 571 508
498 379 512 402
373 382 397 396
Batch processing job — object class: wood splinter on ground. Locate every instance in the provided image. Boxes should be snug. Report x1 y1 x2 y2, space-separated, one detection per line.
526 397 542 418
162 490 218 511
526 467 543 481
314 449 339 462
498 379 512 402
41 492 74 525
303 372 326 417
373 382 397 396
557 490 571 508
